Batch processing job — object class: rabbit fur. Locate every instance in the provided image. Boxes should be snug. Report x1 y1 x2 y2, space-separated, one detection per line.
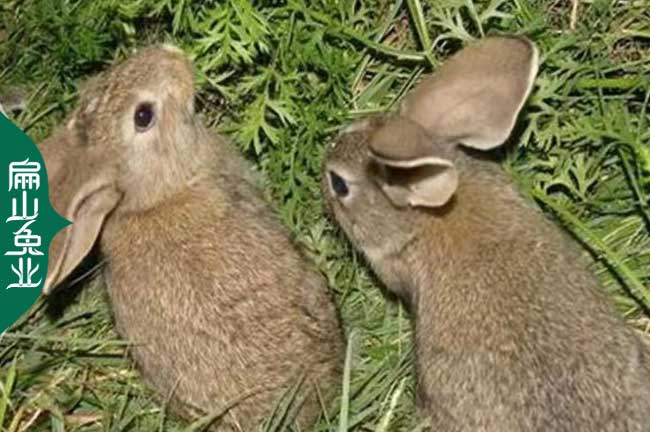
42 45 344 431
322 36 650 432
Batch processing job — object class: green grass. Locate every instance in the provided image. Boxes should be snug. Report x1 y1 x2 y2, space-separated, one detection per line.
1 0 649 430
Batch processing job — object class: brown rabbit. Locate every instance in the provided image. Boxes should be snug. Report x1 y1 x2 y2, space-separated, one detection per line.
41 45 344 431
322 36 650 431
0 86 28 117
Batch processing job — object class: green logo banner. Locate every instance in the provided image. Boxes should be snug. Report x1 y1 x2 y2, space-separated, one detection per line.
0 114 69 333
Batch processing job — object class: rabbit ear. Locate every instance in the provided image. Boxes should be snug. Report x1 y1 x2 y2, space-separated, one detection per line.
400 37 539 150
369 117 458 208
375 157 458 208
40 85 116 295
43 174 121 294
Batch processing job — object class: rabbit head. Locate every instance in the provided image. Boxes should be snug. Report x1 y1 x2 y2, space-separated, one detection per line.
43 45 205 294
323 37 538 265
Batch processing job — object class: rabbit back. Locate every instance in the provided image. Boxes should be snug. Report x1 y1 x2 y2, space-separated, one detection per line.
101 167 343 430
411 155 650 432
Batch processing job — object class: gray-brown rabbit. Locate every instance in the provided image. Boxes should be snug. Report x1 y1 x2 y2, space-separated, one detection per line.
41 45 344 431
322 36 650 432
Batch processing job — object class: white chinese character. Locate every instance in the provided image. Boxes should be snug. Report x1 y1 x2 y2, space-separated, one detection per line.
8 159 40 191
6 191 38 222
5 220 43 256
6 257 41 289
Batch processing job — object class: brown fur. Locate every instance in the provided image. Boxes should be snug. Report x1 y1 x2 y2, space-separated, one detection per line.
323 37 650 431
42 46 344 430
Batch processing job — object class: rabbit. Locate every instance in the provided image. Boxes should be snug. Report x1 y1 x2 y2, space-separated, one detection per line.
0 86 28 117
322 36 650 432
40 45 344 431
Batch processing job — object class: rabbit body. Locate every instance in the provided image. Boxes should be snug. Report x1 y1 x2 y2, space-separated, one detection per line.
103 148 342 430
323 37 650 432
408 154 650 431
43 46 343 431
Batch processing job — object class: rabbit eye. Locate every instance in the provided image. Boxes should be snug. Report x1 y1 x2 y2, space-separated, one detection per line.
134 103 155 131
329 171 349 198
